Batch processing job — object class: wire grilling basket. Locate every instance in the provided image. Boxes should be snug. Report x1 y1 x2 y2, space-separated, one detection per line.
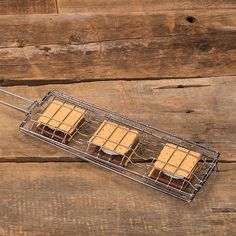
0 89 219 202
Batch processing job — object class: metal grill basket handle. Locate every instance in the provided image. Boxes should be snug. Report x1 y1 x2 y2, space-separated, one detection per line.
0 89 36 113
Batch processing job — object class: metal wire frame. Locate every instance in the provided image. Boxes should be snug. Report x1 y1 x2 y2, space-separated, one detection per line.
16 90 219 202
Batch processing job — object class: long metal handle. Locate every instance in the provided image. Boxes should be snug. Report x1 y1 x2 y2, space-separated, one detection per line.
0 89 35 114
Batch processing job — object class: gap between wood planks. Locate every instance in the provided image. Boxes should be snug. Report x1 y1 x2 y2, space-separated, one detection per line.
55 0 59 14
0 159 235 178
0 75 234 87
0 158 235 164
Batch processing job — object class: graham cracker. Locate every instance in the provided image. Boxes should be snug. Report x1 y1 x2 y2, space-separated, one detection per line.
150 143 201 179
89 120 139 157
37 99 86 142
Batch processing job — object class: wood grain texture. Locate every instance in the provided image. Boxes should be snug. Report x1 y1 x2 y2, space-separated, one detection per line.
57 0 236 13
0 0 57 15
0 162 235 236
0 10 235 81
0 33 235 82
0 1 235 235
0 76 235 161
0 10 235 48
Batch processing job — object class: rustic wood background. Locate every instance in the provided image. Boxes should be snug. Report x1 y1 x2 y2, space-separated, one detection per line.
0 1 235 235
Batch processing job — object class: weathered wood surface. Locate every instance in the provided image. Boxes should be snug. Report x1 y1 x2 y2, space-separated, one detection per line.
0 162 235 236
0 10 235 48
57 0 236 13
1 76 235 161
0 1 235 235
0 0 57 15
0 33 235 83
0 10 235 82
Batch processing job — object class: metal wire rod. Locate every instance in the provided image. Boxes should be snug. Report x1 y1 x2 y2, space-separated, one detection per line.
0 89 34 103
0 89 34 113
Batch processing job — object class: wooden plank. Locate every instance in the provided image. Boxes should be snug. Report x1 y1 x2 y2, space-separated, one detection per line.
0 10 235 81
0 162 235 235
0 10 235 48
0 0 57 15
0 76 235 161
0 32 235 82
57 0 236 13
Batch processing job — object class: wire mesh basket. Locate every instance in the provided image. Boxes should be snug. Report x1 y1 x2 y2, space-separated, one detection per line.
0 89 219 202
